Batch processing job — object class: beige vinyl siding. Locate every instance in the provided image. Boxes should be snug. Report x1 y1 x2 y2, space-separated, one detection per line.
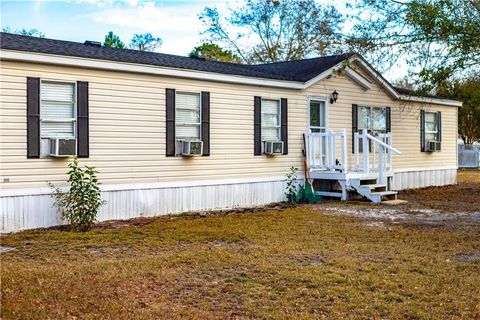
0 60 306 189
0 59 458 190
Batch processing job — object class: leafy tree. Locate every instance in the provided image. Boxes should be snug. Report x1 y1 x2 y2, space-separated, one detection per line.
348 0 480 90
189 43 241 63
103 31 125 49
436 76 480 144
392 76 416 91
199 0 344 63
2 26 45 37
129 33 162 51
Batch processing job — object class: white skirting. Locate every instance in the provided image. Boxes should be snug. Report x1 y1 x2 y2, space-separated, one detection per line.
392 167 457 190
1 177 287 233
1 168 458 233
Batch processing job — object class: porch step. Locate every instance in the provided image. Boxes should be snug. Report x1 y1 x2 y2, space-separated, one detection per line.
359 178 378 186
371 190 398 201
359 184 387 192
350 178 397 203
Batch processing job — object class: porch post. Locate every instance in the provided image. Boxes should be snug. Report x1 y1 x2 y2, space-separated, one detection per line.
342 128 348 173
362 129 369 173
378 144 383 184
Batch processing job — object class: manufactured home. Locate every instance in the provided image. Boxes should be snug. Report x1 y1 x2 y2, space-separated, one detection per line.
0 33 461 232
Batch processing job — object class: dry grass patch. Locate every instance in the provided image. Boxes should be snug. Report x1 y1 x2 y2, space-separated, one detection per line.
2 203 480 319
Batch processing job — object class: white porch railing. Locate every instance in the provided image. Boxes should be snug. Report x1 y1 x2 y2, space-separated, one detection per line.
305 129 348 172
305 129 402 182
354 129 402 182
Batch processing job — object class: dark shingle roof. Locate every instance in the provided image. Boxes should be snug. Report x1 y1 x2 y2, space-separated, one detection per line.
249 54 352 82
0 32 349 82
394 86 450 100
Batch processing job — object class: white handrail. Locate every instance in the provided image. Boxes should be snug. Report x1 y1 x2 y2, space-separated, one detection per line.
353 129 401 183
306 129 400 183
365 132 402 155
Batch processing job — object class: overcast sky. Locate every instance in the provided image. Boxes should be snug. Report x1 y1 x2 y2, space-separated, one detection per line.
1 0 406 80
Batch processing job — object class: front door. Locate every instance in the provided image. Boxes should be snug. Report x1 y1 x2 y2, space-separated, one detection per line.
309 99 327 133
308 98 327 166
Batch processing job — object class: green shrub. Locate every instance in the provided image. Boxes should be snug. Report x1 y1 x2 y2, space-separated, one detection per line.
49 158 106 231
285 166 298 203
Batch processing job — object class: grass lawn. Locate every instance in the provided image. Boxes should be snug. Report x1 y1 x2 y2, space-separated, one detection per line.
1 170 479 319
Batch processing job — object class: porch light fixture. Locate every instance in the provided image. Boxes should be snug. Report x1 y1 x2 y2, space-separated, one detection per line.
330 90 339 104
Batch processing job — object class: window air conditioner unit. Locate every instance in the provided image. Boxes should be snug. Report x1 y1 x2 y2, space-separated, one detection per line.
425 140 441 152
49 138 77 157
180 140 203 156
264 141 284 155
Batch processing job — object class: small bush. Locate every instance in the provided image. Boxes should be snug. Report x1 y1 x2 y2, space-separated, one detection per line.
49 158 106 231
285 166 298 203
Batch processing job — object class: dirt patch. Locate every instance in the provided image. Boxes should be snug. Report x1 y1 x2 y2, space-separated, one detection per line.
317 203 480 230
54 203 296 232
0 246 17 253
96 217 157 229
362 221 388 229
315 169 480 230
87 244 132 255
285 253 327 266
398 169 480 213
455 252 480 263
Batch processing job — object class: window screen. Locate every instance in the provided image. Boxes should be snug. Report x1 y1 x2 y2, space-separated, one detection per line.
176 92 201 140
424 112 438 141
40 81 76 138
358 106 386 133
261 99 280 140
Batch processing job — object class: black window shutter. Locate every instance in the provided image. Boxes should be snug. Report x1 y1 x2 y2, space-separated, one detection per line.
77 81 89 158
254 96 262 155
420 110 425 152
27 77 40 158
437 111 442 142
352 104 358 153
201 91 210 156
166 88 176 156
386 107 391 133
280 98 288 155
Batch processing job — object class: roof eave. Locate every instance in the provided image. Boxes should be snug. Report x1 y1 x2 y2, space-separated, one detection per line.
398 94 462 107
0 49 463 107
0 49 305 89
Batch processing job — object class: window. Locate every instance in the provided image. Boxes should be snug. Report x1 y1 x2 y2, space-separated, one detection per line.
175 92 201 140
309 99 326 133
356 106 387 153
40 81 76 138
424 112 439 141
261 99 280 140
358 106 386 134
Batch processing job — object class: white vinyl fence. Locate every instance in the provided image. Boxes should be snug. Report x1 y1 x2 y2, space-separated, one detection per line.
458 144 480 168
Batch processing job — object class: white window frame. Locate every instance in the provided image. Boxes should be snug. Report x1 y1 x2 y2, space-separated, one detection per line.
307 96 329 133
261 98 281 141
424 111 439 142
175 91 202 141
39 79 77 139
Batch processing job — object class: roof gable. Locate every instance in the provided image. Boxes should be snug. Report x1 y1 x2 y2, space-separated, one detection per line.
247 54 352 82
